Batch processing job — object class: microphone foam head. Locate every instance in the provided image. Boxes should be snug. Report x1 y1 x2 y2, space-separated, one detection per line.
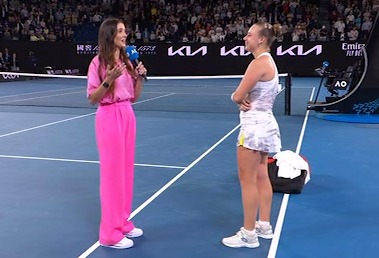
126 45 139 61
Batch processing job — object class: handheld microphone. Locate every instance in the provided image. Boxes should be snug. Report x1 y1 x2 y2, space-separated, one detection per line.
125 45 147 82
321 61 329 74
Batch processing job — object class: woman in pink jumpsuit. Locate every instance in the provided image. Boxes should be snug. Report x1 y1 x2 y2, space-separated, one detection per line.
86 18 147 249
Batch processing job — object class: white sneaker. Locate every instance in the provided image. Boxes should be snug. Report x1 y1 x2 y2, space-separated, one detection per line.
255 221 274 239
100 237 134 249
222 227 260 248
125 227 143 238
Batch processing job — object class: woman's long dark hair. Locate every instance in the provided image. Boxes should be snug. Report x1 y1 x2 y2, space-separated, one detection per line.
98 17 137 97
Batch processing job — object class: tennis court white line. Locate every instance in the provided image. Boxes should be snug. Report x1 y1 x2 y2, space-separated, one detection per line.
0 90 172 105
267 87 315 258
145 92 234 96
0 87 84 100
0 113 95 138
0 72 288 79
134 93 175 104
77 124 241 258
0 93 176 139
0 154 186 169
0 90 84 104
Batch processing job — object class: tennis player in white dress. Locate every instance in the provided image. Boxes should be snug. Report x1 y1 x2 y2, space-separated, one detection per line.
222 22 282 249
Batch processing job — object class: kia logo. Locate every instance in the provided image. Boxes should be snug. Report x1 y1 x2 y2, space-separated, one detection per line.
2 74 20 80
220 46 250 56
168 46 208 56
276 45 322 56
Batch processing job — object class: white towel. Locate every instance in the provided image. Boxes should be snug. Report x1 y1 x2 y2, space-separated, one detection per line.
273 150 310 184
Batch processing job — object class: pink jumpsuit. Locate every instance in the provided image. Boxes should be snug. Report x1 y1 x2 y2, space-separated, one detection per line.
87 56 136 245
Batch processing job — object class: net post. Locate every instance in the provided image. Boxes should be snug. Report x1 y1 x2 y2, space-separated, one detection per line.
284 73 292 115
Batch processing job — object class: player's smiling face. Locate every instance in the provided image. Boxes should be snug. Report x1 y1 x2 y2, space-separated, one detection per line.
243 24 263 53
114 22 127 49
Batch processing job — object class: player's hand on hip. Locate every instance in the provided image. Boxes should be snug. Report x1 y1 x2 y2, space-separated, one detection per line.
239 99 251 111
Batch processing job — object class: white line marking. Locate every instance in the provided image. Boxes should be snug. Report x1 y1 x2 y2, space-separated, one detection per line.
0 113 95 138
267 87 315 258
77 124 241 258
0 91 84 104
134 163 185 169
0 154 186 169
0 71 87 79
0 72 288 79
134 93 175 104
0 88 84 100
0 93 176 139
0 92 173 105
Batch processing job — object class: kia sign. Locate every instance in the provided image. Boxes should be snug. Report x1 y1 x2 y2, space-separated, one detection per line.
220 46 250 56
0 73 25 82
276 45 323 56
0 40 365 77
168 46 208 56
2 74 20 79
153 42 359 76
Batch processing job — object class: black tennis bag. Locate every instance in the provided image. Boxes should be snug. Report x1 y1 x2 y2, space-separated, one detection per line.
267 157 308 194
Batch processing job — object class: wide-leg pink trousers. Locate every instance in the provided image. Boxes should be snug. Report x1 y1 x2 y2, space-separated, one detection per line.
95 101 136 245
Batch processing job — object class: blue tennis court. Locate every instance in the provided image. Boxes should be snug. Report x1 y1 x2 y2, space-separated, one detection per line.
0 76 377 258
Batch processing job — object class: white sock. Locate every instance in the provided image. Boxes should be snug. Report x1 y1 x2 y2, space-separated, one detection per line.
258 220 271 228
242 227 256 236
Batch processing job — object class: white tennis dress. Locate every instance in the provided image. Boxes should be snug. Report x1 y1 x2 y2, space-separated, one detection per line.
237 52 282 153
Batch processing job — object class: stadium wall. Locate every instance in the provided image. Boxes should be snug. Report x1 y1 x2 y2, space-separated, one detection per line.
0 41 364 77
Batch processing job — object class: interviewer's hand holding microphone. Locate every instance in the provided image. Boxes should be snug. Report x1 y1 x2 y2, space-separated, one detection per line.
125 45 147 102
126 45 148 82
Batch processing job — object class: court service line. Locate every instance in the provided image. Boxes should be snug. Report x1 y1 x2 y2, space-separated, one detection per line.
77 124 241 258
0 154 185 169
267 87 315 258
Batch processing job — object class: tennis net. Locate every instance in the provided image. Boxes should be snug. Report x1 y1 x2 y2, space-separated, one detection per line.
0 72 292 115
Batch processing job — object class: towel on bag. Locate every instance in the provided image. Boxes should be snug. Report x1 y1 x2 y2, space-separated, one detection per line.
273 150 310 184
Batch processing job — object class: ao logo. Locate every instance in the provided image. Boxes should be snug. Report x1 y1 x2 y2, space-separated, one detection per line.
334 80 348 88
2 74 20 79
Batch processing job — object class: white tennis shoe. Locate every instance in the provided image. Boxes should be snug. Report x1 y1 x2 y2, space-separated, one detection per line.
222 227 260 248
100 237 134 249
125 227 144 238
